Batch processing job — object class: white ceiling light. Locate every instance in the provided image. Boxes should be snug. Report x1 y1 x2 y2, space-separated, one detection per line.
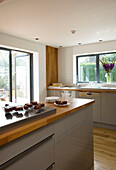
35 37 39 41
0 0 5 3
70 30 76 34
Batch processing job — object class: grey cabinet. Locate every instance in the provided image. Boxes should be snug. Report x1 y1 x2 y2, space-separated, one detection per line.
47 90 61 97
101 93 116 125
78 91 101 122
55 105 93 170
0 124 55 170
47 90 76 98
0 103 94 170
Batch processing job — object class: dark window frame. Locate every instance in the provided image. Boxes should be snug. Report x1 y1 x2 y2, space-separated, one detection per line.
0 47 33 102
76 52 116 83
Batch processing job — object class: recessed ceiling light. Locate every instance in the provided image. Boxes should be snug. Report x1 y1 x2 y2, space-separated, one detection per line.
70 30 76 34
99 40 103 42
35 37 39 40
0 0 5 3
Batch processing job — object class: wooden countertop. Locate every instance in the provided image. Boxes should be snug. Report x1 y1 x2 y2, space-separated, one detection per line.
47 86 116 93
0 98 94 146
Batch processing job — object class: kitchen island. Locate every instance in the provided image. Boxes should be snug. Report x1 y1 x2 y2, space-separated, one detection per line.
0 98 94 170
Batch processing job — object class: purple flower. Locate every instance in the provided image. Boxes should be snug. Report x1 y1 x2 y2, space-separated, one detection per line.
100 57 115 73
110 63 115 70
102 63 115 73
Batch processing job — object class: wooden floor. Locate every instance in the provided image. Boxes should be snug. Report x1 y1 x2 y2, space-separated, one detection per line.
93 126 116 170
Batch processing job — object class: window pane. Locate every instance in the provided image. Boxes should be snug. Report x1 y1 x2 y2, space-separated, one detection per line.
78 56 96 82
99 53 116 83
0 49 10 101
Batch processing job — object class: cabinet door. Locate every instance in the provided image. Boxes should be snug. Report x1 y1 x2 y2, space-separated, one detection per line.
55 105 93 170
0 124 54 166
101 93 116 125
47 90 61 97
78 92 101 122
0 135 54 170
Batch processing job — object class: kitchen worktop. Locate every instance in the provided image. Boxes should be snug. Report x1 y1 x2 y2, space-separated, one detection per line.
0 98 94 146
47 85 116 93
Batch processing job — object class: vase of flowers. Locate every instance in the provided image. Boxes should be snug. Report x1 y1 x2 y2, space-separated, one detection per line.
105 73 111 84
100 57 115 84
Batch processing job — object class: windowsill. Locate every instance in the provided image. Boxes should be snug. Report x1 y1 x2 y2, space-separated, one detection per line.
73 83 116 88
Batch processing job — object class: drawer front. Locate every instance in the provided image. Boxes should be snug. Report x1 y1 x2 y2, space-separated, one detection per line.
0 135 55 170
0 124 54 165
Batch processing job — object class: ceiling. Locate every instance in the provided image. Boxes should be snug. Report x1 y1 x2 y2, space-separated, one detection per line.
0 0 116 47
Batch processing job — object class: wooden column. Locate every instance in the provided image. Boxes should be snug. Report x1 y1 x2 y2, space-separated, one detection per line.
46 46 58 88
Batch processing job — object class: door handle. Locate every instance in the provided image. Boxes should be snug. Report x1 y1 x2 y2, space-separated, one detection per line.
46 162 55 170
87 92 92 95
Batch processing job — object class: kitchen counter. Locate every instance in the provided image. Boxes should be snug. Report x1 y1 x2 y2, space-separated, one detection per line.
0 98 94 146
47 86 116 93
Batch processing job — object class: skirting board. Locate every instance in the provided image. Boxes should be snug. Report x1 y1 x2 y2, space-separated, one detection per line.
93 122 116 130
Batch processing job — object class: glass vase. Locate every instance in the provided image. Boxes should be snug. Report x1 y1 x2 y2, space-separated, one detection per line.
105 73 111 84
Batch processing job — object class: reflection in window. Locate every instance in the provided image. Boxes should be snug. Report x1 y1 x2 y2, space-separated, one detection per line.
0 50 9 101
78 56 96 82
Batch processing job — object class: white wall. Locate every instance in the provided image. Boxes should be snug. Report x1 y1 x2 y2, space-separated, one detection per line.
58 47 73 86
58 40 116 85
0 33 46 102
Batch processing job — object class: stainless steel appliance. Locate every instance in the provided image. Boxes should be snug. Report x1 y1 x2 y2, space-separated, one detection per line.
0 104 56 132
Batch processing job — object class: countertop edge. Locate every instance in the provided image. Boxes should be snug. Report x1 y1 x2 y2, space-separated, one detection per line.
47 87 116 93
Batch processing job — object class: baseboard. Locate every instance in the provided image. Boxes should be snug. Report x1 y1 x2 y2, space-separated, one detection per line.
93 122 116 130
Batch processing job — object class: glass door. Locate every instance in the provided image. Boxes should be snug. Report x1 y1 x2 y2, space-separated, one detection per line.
12 51 30 103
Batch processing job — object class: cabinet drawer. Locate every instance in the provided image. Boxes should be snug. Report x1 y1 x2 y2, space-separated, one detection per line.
0 135 55 170
0 124 54 165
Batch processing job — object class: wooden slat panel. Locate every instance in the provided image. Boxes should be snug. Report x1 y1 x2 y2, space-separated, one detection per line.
46 46 58 88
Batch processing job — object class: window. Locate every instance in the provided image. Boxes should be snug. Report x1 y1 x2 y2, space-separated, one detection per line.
0 49 10 101
76 52 116 83
0 47 33 102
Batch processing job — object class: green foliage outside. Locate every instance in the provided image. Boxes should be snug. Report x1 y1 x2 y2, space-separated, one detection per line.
0 76 8 89
0 55 9 89
80 63 96 81
80 63 116 82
